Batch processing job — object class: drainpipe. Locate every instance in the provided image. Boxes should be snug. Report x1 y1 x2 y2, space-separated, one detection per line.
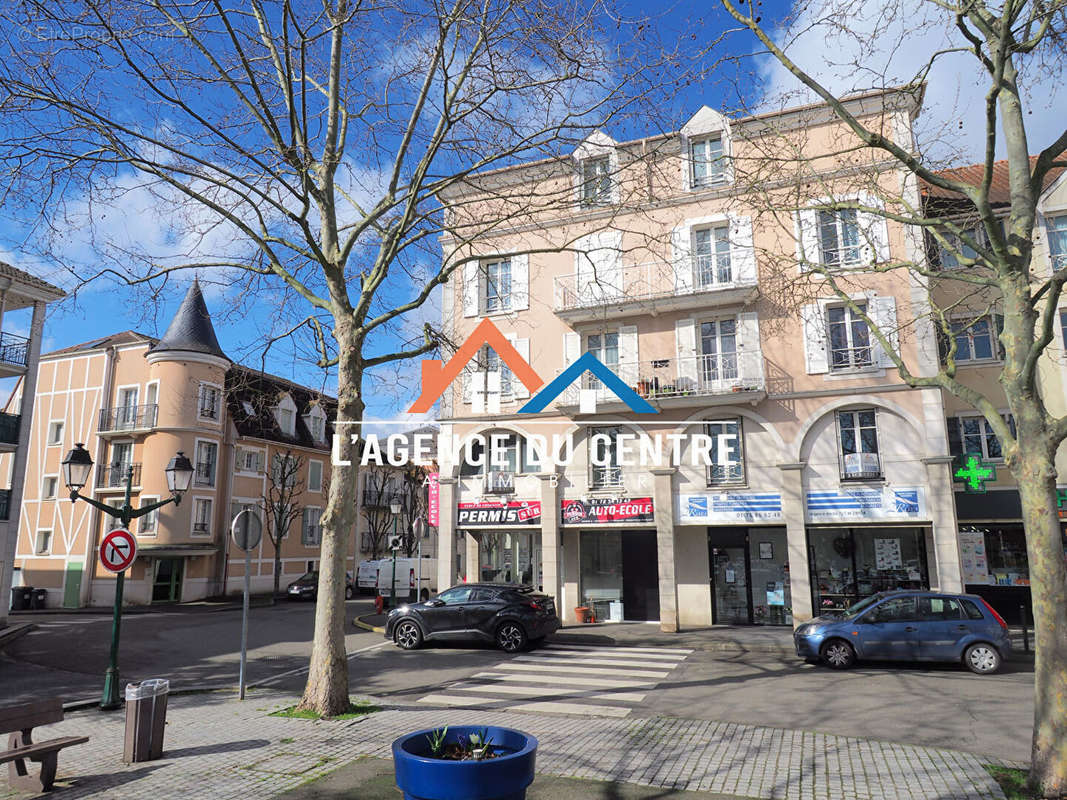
81 344 118 607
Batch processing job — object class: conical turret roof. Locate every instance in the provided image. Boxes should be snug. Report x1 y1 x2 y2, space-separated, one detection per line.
147 279 228 361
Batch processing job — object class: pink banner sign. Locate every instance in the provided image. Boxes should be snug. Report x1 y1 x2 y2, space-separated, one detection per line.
427 472 440 527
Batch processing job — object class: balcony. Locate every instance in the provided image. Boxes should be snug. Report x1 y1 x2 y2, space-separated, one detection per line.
0 412 20 449
96 462 142 490
0 489 10 520
553 259 757 322
0 331 29 377
553 351 766 413
98 404 158 436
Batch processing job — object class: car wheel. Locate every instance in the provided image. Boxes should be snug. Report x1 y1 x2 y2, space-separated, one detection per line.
496 622 527 653
821 639 856 669
345 585 354 600
964 642 1001 674
395 620 423 650
420 588 430 602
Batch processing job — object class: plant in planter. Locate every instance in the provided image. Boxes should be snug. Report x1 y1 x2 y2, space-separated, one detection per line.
393 725 538 800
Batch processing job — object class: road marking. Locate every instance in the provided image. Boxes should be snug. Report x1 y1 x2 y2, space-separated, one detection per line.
496 660 670 678
472 671 654 688
252 641 388 687
510 655 675 670
450 683 647 703
537 648 687 662
545 644 693 655
416 694 632 717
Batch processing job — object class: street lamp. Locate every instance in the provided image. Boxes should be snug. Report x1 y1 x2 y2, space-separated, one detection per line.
61 443 194 710
389 493 402 608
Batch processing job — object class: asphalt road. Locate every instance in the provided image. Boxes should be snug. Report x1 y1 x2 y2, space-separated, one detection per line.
1 600 1035 761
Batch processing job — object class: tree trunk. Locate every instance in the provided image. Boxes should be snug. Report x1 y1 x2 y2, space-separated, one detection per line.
299 320 362 716
1015 443 1067 797
273 528 282 604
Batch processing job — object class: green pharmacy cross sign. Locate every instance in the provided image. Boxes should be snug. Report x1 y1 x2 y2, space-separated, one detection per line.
953 453 997 493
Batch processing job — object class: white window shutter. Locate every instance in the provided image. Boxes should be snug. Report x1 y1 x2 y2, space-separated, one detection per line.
462 262 479 317
513 338 531 398
736 311 763 385
618 325 639 388
675 318 698 390
461 367 472 404
671 225 693 293
869 296 899 368
511 253 529 311
796 210 819 271
801 303 829 374
563 331 580 365
729 214 756 285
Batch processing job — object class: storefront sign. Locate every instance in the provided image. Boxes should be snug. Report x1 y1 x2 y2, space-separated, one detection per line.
458 500 541 526
805 487 926 523
560 497 653 524
677 492 783 523
953 454 996 493
427 472 440 527
958 528 991 584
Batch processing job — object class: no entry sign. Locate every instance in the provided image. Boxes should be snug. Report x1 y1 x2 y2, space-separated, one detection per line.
100 528 137 573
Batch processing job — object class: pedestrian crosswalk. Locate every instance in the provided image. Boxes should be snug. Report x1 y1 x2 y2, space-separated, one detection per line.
416 643 692 718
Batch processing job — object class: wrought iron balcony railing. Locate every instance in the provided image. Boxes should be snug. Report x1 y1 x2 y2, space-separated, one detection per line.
99 404 158 433
0 331 29 368
96 462 142 489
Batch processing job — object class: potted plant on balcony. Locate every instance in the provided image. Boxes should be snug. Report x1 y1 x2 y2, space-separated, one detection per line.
393 725 538 800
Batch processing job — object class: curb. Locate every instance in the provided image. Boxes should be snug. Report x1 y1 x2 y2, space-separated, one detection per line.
355 616 386 634
0 622 36 651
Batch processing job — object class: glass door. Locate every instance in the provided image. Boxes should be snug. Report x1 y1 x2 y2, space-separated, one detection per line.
152 558 183 603
747 528 793 626
700 319 739 389
711 545 750 624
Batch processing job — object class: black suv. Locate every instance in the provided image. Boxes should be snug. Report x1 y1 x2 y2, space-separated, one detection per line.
384 583 559 652
286 571 356 600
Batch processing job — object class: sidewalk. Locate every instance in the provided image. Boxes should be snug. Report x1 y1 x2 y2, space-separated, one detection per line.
0 690 1015 800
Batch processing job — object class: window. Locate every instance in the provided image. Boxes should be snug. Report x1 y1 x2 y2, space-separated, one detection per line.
117 387 138 428
705 419 744 485
42 476 58 500
1061 309 1067 350
478 346 513 397
818 209 861 267
699 319 738 385
918 596 963 621
272 453 299 487
692 226 731 287
106 441 134 487
305 409 326 442
827 303 872 371
950 316 997 362
238 448 262 473
275 396 297 436
308 460 323 492
948 414 1016 461
198 384 220 421
139 497 159 535
436 586 473 605
460 432 539 476
484 259 512 313
581 156 611 206
589 426 622 488
690 135 725 187
1048 214 1067 270
195 440 218 486
868 596 917 622
241 400 255 416
838 409 881 479
35 530 52 555
938 226 980 270
192 498 212 535
302 507 322 547
47 421 64 446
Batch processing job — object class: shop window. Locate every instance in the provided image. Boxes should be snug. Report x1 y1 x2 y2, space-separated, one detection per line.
704 418 744 485
837 409 880 480
960 524 1030 585
809 527 928 614
826 304 872 371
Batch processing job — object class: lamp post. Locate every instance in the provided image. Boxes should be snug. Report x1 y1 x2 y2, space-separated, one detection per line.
389 494 402 609
62 443 194 710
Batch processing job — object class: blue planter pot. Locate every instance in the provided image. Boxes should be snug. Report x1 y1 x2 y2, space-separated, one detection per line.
392 726 538 800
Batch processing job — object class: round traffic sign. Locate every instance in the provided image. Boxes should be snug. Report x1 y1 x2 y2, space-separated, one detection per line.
230 509 263 551
100 528 137 573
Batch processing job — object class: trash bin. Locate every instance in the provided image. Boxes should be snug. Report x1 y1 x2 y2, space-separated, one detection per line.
124 679 170 763
30 588 47 610
9 586 32 611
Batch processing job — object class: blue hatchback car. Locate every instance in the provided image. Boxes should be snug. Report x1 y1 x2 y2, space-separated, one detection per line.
794 590 1011 674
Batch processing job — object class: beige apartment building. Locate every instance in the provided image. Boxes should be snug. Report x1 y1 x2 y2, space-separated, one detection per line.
0 264 65 628
432 87 973 631
7 281 351 608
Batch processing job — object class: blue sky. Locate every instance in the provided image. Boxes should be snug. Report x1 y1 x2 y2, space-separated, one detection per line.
1 0 1061 422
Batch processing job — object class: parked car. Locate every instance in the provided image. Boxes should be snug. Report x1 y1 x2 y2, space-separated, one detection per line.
384 583 560 652
794 590 1011 674
286 570 356 601
356 559 381 595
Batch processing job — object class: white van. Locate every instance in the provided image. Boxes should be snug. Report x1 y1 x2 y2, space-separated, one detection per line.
356 559 381 594
376 557 437 602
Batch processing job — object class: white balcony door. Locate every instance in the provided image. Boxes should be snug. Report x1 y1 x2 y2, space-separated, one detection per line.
576 231 622 304
700 319 738 388
118 387 138 428
693 226 731 288
586 332 619 395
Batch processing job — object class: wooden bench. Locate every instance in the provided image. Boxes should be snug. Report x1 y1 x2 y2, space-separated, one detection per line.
0 699 89 792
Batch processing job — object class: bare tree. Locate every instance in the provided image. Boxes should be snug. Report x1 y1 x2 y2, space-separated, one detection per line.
720 0 1067 793
360 467 398 560
0 0 709 715
399 465 429 558
262 449 305 600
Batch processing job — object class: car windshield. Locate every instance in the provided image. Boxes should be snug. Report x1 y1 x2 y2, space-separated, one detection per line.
298 571 318 582
841 594 883 618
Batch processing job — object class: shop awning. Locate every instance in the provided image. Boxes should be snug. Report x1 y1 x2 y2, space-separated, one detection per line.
137 544 219 558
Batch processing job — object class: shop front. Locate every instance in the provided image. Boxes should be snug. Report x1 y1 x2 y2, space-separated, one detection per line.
568 496 658 622
457 499 543 591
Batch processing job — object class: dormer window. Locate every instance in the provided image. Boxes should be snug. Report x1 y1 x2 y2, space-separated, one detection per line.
275 393 297 436
690 135 725 188
304 404 327 443
581 156 612 207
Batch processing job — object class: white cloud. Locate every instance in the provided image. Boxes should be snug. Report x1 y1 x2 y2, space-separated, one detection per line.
757 0 1064 162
